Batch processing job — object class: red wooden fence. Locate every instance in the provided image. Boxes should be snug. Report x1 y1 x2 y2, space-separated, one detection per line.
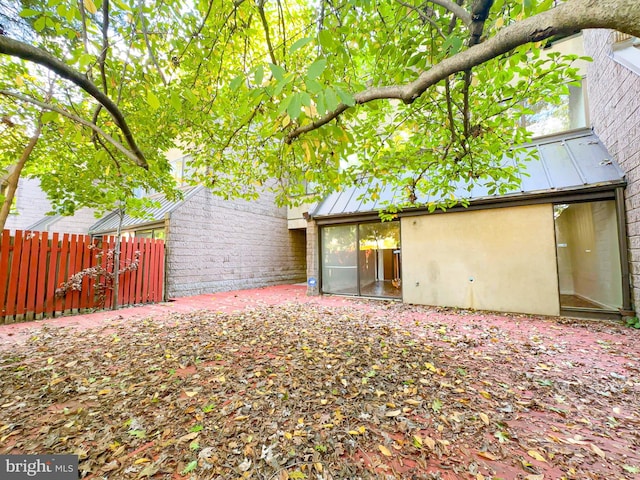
0 230 165 324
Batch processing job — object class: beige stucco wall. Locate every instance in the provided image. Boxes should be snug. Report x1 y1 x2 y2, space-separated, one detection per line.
401 204 560 316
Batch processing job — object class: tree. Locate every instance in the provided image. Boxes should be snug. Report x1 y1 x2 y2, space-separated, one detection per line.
1 0 639 217
0 0 179 231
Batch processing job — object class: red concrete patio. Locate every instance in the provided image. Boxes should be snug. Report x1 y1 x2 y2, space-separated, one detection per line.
1 284 639 479
0 285 359 350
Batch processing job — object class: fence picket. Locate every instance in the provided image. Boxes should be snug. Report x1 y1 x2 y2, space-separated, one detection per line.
6 230 23 317
35 232 49 316
0 230 11 320
135 238 145 304
26 231 41 318
15 231 33 317
151 239 161 302
55 233 70 313
102 236 113 310
119 239 130 306
128 237 139 305
46 233 60 312
79 235 91 310
144 239 152 302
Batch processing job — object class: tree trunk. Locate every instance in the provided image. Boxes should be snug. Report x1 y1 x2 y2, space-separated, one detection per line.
0 122 43 232
111 207 124 310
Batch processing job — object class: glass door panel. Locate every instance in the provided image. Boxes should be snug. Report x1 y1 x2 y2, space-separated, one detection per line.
554 201 622 310
358 222 402 299
321 225 358 294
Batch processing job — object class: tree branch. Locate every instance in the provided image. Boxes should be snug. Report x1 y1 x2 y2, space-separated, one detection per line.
257 0 278 65
395 0 446 38
428 0 472 27
0 90 144 166
0 36 148 168
78 0 89 56
285 0 640 143
138 0 168 85
92 0 111 144
468 0 494 46
462 0 494 137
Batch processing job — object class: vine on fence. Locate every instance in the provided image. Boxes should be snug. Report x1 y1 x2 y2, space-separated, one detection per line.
55 245 140 308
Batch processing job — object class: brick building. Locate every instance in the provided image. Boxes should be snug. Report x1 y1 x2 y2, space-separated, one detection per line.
583 30 640 312
90 186 307 299
2 177 97 234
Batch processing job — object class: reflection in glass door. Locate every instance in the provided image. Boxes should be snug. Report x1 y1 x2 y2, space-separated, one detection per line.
321 225 358 295
359 222 401 298
321 222 401 299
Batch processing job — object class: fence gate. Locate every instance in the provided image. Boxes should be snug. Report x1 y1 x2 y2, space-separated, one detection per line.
0 230 165 324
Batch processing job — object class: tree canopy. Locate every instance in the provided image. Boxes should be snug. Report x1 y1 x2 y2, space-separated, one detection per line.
1 0 640 220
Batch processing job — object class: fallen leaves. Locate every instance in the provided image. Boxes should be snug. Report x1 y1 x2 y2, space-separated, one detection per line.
527 449 547 462
378 444 392 457
0 302 638 479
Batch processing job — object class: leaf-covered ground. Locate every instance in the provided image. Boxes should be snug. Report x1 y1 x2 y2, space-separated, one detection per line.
1 298 639 479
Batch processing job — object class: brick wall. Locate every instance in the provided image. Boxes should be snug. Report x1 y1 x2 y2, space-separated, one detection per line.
48 208 99 234
166 187 306 297
4 178 51 232
4 178 97 234
584 29 640 310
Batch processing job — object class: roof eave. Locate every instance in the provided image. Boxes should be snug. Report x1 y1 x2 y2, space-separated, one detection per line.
311 180 626 224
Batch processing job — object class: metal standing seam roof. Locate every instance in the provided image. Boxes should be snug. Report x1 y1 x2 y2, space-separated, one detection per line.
311 129 625 218
26 214 62 232
89 186 202 234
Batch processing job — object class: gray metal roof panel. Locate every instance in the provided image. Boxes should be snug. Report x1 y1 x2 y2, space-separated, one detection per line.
563 136 623 184
313 191 343 217
329 186 357 215
26 214 62 232
89 186 202 234
520 146 552 192
539 141 583 188
310 129 625 219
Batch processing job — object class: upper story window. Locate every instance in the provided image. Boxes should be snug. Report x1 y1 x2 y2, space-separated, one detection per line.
170 155 192 187
520 79 588 138
612 32 640 75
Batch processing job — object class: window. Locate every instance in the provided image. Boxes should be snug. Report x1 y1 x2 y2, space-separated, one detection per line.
135 227 165 240
520 80 587 137
612 33 640 75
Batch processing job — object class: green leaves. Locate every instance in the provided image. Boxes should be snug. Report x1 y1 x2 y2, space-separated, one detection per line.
269 63 286 82
306 59 327 81
181 460 197 474
289 37 314 54
2 0 591 217
442 35 464 54
146 90 160 111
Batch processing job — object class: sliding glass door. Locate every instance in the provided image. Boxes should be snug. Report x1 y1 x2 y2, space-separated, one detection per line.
321 222 401 299
554 200 622 311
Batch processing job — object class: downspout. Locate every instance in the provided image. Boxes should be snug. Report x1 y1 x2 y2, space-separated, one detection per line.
615 187 633 314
